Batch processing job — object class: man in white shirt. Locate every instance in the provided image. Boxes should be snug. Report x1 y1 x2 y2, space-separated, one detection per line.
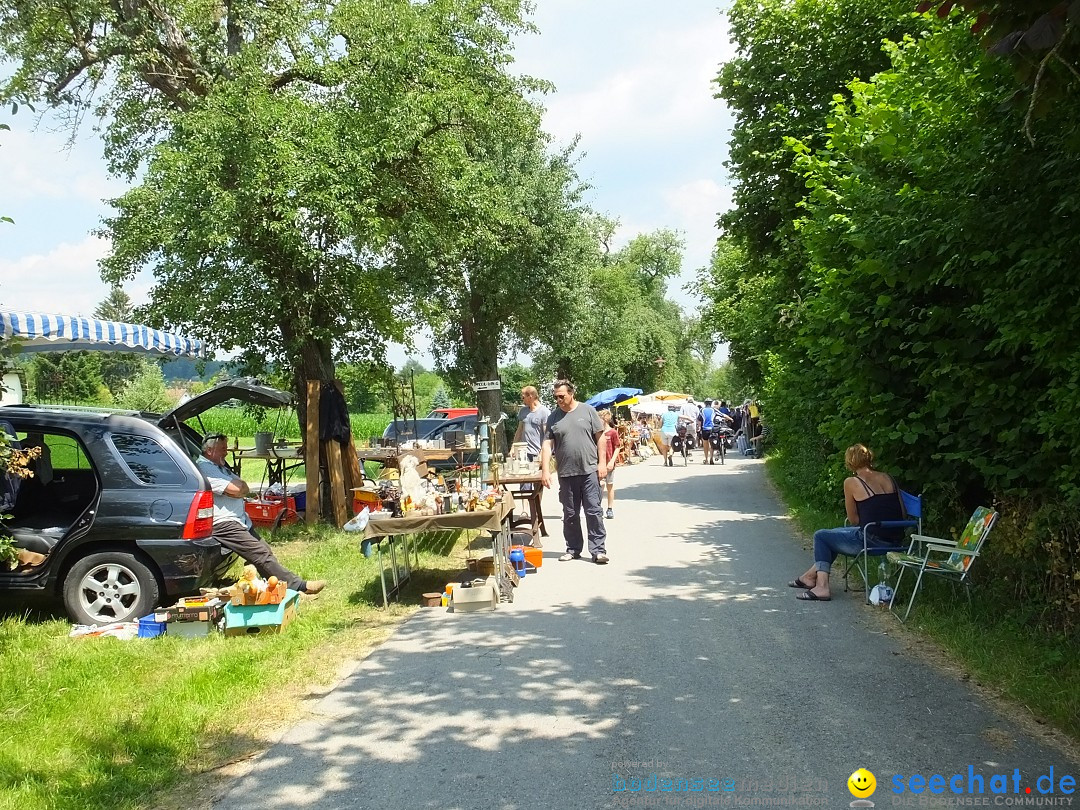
197 434 324 595
679 398 702 453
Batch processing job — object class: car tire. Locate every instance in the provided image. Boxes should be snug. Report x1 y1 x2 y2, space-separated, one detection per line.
62 551 160 626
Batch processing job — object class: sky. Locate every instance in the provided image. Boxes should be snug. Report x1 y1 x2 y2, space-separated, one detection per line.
0 0 735 365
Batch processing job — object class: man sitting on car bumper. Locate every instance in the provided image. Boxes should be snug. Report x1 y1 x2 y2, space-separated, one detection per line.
197 434 324 595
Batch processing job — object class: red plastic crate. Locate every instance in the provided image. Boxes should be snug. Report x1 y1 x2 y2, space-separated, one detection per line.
245 496 298 529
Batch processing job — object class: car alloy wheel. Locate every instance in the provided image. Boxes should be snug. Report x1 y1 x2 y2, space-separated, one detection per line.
63 551 159 625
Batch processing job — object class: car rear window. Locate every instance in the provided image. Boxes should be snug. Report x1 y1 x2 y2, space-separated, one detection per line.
110 433 186 485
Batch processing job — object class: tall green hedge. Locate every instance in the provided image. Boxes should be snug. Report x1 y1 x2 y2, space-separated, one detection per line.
711 4 1080 632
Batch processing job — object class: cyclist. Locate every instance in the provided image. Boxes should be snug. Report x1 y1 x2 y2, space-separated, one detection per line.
679 397 701 456
700 399 717 465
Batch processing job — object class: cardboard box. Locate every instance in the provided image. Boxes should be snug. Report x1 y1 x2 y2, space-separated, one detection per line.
224 589 301 636
452 578 497 612
154 599 224 624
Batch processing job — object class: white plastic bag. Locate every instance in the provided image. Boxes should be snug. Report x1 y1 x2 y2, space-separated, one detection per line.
869 583 894 606
343 506 370 532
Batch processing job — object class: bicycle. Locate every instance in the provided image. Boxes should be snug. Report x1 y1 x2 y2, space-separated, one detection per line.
670 424 690 466
710 427 733 465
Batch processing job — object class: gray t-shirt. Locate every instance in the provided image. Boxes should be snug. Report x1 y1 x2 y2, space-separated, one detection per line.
545 402 603 476
197 455 251 529
516 403 551 456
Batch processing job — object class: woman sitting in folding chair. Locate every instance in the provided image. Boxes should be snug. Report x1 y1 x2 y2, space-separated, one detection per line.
788 444 907 602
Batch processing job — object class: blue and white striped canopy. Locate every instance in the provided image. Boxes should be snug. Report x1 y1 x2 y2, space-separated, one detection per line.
0 311 205 358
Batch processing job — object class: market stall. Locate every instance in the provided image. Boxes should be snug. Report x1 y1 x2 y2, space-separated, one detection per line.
0 310 205 358
484 471 546 539
362 492 515 607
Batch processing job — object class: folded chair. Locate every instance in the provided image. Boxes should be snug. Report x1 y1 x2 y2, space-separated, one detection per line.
886 506 997 623
843 490 923 603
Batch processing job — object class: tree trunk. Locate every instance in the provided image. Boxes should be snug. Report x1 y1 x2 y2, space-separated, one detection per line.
460 297 506 455
279 320 335 430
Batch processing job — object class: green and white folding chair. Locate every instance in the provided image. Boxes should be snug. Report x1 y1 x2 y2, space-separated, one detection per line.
886 506 997 623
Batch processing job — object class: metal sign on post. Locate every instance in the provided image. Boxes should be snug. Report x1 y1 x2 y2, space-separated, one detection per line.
473 380 501 391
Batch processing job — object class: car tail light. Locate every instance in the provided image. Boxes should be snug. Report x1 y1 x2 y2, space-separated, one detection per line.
182 490 215 539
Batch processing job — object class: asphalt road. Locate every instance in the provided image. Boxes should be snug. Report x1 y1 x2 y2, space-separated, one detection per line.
213 450 1078 810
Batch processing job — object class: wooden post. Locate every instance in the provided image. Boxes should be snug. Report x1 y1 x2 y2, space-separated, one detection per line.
325 439 348 527
305 381 321 525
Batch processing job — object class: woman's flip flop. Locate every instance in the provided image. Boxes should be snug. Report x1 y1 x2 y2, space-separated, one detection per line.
787 578 814 589
796 591 832 601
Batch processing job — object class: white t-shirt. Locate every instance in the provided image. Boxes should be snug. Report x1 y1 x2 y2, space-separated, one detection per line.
196 456 251 529
680 401 700 431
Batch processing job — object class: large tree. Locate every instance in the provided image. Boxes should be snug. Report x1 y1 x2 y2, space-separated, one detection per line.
710 0 921 385
1 0 545 419
533 226 702 398
93 284 146 394
410 134 597 425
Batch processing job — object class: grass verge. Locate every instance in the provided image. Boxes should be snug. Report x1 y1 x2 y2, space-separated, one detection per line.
763 455 1080 747
0 523 484 810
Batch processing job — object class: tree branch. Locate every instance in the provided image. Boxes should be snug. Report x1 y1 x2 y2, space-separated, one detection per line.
1024 22 1071 145
1053 52 1080 81
269 66 335 90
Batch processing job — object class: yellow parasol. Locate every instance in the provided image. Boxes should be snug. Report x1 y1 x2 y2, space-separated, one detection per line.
648 390 689 401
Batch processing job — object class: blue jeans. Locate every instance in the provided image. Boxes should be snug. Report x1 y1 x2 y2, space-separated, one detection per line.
813 526 865 573
558 473 606 557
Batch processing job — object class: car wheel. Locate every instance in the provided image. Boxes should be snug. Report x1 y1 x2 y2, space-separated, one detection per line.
62 551 160 626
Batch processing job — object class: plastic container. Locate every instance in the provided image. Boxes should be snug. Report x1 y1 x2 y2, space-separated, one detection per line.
245 496 298 529
352 488 382 515
510 544 542 571
137 614 167 638
509 547 527 578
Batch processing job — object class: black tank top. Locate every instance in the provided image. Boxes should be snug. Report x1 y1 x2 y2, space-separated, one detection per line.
854 475 905 542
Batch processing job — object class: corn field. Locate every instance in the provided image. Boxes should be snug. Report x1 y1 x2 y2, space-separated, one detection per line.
195 408 391 441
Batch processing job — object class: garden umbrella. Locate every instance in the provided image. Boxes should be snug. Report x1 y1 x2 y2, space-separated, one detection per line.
643 390 689 401
585 387 643 409
631 400 685 415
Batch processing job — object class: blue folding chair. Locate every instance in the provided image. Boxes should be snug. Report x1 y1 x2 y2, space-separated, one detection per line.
843 490 922 603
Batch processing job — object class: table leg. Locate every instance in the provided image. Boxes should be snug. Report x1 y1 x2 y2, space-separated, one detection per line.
400 533 412 584
375 539 389 608
529 491 547 538
388 536 401 596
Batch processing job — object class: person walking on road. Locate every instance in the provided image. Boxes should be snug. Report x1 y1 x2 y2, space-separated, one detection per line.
659 405 679 467
680 397 701 454
599 409 621 519
513 385 550 462
540 380 610 564
700 399 717 465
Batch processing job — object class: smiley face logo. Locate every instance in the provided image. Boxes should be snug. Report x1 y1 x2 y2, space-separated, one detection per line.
848 768 877 798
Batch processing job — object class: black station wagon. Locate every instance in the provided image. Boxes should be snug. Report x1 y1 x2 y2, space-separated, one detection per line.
0 378 293 625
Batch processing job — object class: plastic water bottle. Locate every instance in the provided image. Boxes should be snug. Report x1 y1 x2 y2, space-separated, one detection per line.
878 560 887 587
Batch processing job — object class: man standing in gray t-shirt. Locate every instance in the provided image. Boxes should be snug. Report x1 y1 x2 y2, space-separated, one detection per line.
540 379 609 564
513 385 550 460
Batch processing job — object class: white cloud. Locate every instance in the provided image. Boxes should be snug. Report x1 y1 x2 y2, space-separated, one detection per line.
532 18 734 148
1 124 126 203
0 235 151 315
